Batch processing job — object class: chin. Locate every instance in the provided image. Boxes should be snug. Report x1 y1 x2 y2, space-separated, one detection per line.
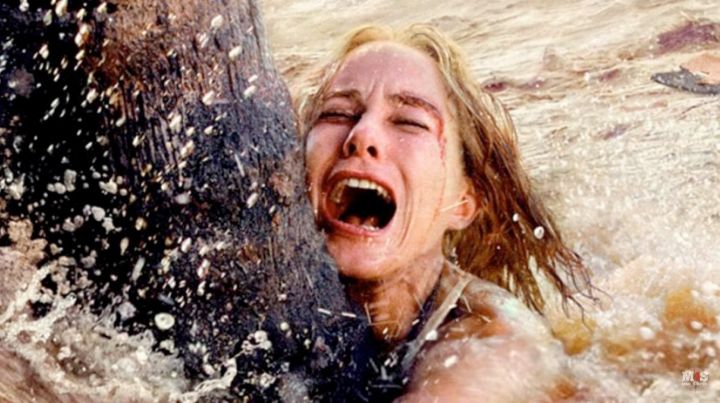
327 239 398 281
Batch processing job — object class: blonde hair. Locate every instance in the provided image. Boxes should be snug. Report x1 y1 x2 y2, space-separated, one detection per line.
297 24 594 313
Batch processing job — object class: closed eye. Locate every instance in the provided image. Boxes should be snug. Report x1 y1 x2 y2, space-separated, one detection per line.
393 118 429 131
317 111 358 124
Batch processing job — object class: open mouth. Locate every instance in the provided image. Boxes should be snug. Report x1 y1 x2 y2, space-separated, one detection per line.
326 177 397 232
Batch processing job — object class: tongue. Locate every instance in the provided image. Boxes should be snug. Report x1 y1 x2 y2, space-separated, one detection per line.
344 214 379 229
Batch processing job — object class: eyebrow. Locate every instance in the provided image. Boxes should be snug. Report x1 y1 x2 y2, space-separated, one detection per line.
322 89 363 104
389 92 443 123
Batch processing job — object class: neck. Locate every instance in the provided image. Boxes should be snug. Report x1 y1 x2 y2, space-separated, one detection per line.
345 252 445 344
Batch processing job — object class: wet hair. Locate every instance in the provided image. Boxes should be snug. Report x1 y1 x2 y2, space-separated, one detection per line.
297 24 594 314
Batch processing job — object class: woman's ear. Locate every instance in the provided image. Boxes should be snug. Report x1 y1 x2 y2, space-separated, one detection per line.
447 178 480 231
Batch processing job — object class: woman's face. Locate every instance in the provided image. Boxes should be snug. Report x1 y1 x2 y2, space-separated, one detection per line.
305 41 476 281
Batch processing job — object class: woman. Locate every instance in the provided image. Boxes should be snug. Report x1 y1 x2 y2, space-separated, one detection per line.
299 24 593 401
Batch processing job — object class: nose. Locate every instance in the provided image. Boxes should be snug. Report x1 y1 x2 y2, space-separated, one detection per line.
342 117 381 159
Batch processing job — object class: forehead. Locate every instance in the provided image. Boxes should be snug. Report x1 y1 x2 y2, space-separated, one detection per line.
329 42 448 108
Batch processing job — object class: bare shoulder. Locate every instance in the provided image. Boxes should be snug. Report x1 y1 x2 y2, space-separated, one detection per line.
398 270 564 402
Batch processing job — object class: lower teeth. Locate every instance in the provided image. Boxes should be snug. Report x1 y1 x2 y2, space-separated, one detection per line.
344 215 380 230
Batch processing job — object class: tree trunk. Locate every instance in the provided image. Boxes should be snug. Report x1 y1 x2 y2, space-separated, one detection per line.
0 1 376 400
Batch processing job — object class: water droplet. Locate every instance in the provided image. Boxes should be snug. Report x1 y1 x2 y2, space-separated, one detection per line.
168 114 182 133
134 217 147 231
90 206 105 221
83 88 99 105
180 238 192 253
55 0 68 17
639 326 655 340
443 355 458 368
38 44 50 60
197 259 210 278
120 237 129 255
533 226 545 239
174 192 191 205
131 257 145 281
154 313 175 330
246 192 259 208
243 85 257 99
228 46 242 60
210 15 224 29
201 90 216 106
74 24 91 47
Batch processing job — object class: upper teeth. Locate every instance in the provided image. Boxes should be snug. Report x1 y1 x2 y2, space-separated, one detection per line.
331 178 391 203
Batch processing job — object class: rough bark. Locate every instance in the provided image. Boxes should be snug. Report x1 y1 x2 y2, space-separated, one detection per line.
0 1 376 400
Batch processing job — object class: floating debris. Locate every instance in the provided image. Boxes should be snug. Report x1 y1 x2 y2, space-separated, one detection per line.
652 68 720 95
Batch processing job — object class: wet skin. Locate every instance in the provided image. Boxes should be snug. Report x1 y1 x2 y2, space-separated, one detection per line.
305 42 479 340
305 42 564 400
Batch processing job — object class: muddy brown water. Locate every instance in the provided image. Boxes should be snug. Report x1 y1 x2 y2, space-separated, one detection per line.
1 0 719 401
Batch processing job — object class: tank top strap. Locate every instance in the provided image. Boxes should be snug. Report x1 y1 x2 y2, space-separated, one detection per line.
400 267 472 373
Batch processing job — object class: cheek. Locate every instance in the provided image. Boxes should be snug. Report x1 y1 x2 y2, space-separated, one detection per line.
305 132 331 178
402 140 448 201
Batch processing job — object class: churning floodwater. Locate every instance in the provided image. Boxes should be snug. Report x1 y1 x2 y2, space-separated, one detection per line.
265 0 720 399
1 0 719 401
